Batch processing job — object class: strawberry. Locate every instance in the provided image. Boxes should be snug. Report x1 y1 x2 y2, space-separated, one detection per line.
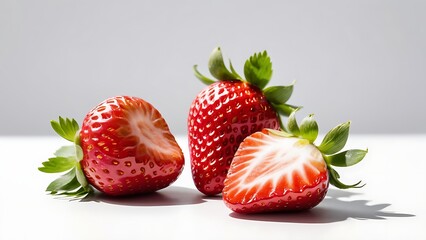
223 111 367 213
189 47 299 195
39 96 184 197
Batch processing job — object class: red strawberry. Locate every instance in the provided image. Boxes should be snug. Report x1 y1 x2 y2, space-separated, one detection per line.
39 96 184 197
223 112 367 213
189 47 298 195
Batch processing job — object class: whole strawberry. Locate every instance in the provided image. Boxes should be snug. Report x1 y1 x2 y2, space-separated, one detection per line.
39 96 184 197
189 47 298 195
223 111 367 213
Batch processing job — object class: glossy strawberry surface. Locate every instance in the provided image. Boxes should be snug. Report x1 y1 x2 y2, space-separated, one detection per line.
80 96 184 196
223 129 329 213
188 81 280 195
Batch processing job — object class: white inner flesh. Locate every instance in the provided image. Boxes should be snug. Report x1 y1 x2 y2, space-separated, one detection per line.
235 134 324 193
127 108 177 156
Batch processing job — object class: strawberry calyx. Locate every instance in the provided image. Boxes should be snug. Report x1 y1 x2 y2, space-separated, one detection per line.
193 47 300 124
268 110 368 189
38 117 93 198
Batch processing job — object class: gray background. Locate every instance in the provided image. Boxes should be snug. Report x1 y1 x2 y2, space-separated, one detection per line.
1 0 425 136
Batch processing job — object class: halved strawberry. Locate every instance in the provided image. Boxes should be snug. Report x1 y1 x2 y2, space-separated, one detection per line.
223 112 367 213
189 48 299 195
39 96 184 197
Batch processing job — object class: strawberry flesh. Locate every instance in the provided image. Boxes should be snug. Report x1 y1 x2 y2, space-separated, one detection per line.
80 96 184 196
223 129 328 213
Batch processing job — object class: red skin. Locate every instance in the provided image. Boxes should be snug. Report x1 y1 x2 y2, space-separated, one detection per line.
223 184 329 214
80 96 184 196
188 81 280 195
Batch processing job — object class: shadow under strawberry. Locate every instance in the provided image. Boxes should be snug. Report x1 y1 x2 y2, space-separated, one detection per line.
82 186 206 207
229 189 414 223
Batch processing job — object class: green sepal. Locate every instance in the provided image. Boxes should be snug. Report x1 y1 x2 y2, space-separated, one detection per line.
244 50 272 89
208 47 240 80
40 116 93 198
287 108 300 136
229 60 242 79
267 128 294 138
264 84 294 105
271 103 300 117
299 114 318 143
318 121 350 155
328 167 364 189
51 117 79 142
75 161 89 190
50 185 93 198
46 168 80 193
38 157 76 173
324 149 368 167
54 146 77 158
193 65 216 85
58 186 93 198
75 145 83 161
276 113 286 132
54 145 83 161
43 162 93 198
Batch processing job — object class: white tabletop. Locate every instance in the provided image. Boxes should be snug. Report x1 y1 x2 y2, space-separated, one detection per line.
0 135 425 240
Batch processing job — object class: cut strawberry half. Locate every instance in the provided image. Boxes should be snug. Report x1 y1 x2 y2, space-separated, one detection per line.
223 112 367 213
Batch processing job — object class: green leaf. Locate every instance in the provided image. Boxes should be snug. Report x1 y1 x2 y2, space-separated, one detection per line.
208 47 240 80
267 128 294 138
325 149 368 167
46 168 79 192
271 103 300 117
328 167 364 189
44 164 93 198
65 186 93 198
299 114 318 143
38 157 76 173
318 121 350 155
75 144 83 161
41 117 92 198
263 84 294 105
75 162 89 189
193 65 216 85
54 145 77 158
51 117 80 142
57 177 81 192
277 113 286 132
229 60 242 79
287 108 300 136
53 186 93 198
74 187 93 198
244 50 273 89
